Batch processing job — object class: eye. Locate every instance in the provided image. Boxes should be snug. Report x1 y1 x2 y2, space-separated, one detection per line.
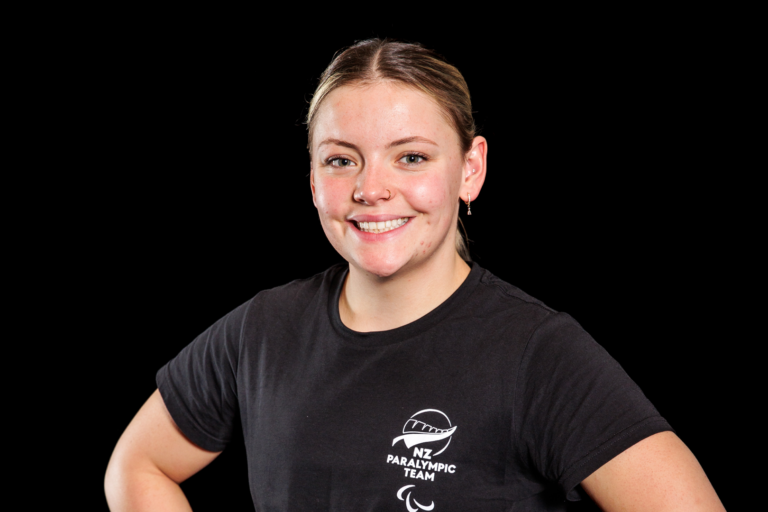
327 157 356 168
399 153 428 165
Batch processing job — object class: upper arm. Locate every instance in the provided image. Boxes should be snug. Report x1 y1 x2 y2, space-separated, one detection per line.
581 431 725 512
106 389 221 485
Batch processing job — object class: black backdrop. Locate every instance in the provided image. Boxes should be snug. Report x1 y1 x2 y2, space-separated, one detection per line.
73 14 749 511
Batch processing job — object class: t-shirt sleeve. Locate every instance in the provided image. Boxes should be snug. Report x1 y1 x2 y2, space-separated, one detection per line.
156 300 250 452
514 311 672 500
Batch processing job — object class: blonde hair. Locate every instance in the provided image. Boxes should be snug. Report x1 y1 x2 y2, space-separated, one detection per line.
306 38 475 261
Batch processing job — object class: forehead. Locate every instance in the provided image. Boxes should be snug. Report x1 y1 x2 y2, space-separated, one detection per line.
313 81 459 151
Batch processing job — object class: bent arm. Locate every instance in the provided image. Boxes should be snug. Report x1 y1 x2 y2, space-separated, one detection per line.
105 389 221 511
581 431 725 511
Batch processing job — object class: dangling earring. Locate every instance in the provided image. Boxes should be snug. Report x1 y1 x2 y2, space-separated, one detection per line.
465 193 472 215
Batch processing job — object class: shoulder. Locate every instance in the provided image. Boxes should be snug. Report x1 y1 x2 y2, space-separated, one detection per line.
470 266 604 368
242 263 346 321
476 267 554 313
470 266 563 335
167 264 346 364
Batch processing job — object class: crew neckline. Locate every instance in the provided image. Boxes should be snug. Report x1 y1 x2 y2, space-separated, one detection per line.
327 262 483 348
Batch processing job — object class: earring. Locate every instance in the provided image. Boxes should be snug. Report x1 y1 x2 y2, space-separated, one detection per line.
466 193 472 215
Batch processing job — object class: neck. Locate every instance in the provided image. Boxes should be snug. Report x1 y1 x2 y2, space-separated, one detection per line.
339 249 471 332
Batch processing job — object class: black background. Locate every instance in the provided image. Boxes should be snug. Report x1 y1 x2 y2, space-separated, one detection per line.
52 10 753 511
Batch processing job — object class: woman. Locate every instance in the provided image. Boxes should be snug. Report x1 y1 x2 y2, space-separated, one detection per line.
105 39 724 511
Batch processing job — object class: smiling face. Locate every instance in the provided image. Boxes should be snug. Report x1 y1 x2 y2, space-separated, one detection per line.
310 81 479 278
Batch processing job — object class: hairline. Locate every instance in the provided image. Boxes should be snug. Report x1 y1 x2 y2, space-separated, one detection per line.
309 79 465 157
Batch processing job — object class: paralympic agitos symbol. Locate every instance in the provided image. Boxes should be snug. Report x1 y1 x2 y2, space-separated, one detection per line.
392 409 457 456
397 484 434 511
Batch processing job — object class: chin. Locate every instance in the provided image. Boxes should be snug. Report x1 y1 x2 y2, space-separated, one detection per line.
352 253 409 279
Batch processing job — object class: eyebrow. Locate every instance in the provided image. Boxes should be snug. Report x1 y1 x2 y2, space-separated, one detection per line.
386 136 438 149
317 136 438 151
318 138 360 151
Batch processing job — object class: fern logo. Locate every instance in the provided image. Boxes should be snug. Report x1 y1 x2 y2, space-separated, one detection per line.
392 409 457 456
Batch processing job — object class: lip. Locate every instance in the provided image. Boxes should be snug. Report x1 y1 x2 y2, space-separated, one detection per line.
346 216 412 241
347 214 412 223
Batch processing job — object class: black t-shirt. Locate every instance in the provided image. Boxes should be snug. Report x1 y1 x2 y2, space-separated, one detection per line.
157 263 671 511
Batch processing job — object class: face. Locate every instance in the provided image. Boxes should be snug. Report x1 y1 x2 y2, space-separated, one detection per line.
310 81 483 278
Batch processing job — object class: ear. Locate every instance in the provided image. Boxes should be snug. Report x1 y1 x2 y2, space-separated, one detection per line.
310 164 317 208
459 136 488 203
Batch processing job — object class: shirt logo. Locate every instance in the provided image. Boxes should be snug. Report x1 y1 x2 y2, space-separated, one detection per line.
388 409 459 511
397 484 434 512
391 408 457 456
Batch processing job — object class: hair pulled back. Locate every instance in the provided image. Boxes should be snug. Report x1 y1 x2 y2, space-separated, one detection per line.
306 38 476 260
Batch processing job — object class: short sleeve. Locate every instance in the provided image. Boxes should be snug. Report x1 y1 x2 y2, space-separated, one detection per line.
514 312 672 500
156 300 250 452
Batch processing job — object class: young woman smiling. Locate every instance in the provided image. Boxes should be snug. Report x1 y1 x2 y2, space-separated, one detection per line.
311 79 482 333
105 39 725 511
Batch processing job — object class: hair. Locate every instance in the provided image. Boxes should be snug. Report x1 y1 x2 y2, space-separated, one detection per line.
306 38 476 261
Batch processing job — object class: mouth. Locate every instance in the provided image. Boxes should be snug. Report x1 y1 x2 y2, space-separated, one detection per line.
353 217 410 234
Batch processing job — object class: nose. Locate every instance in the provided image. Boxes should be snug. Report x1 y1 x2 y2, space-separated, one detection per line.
353 164 393 205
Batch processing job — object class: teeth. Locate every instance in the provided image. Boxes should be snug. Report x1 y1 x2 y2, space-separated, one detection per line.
356 217 409 233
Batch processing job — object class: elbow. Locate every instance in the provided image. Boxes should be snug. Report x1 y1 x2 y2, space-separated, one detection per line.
105 442 145 510
104 448 126 509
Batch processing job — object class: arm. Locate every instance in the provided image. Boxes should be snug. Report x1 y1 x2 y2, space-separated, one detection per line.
581 431 725 512
105 389 221 511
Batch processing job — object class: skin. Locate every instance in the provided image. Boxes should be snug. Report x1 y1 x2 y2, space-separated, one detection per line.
582 431 725 511
310 81 486 332
104 389 220 511
105 80 725 511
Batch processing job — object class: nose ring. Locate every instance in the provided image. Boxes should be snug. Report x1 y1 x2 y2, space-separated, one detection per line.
386 189 392 200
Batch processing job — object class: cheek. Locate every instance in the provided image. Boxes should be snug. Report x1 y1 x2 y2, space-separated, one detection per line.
407 173 455 217
314 178 350 220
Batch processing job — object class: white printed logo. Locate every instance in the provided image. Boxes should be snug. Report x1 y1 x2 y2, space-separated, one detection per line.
388 408 458 509
392 408 457 456
397 485 434 512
